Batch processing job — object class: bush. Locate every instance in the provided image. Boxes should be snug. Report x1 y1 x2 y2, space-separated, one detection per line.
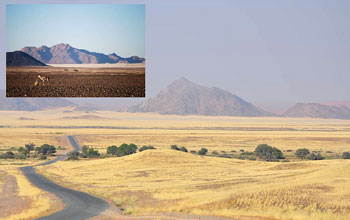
342 152 350 159
39 154 47 160
36 144 56 156
295 148 310 159
25 143 35 157
80 146 100 158
107 143 138 157
180 147 188 152
66 151 79 160
286 149 293 152
0 151 15 159
18 147 28 156
190 150 197 154
254 144 284 161
106 145 118 155
240 149 245 152
15 153 27 160
198 148 208 155
231 150 237 153
171 145 180 151
139 146 156 152
212 150 219 155
241 151 254 156
307 153 325 160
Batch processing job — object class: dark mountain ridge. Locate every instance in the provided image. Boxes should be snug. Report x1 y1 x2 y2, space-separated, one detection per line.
21 43 145 64
6 51 47 66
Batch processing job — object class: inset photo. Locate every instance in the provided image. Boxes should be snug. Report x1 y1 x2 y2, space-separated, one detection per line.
6 4 145 97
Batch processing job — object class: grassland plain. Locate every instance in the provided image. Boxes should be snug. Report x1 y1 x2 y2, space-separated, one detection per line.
37 149 350 220
1 109 350 219
1 109 350 156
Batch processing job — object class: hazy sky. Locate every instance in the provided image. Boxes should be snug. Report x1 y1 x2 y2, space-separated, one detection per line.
1 0 350 104
6 4 145 57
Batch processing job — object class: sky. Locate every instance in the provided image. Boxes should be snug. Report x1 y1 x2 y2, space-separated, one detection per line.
1 0 350 105
6 4 145 57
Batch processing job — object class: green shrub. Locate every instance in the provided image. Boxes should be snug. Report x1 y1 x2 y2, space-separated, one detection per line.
240 151 254 156
15 153 27 160
139 146 156 152
212 150 219 155
0 151 15 159
190 150 197 154
107 144 138 157
66 151 79 160
39 154 47 160
35 144 56 156
254 144 284 161
198 148 208 155
307 153 325 160
295 148 310 159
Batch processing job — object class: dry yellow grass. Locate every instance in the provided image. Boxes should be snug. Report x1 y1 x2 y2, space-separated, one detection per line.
0 168 60 220
1 109 349 154
38 150 350 220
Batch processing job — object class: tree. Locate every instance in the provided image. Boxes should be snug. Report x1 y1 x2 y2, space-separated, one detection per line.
36 144 56 155
342 152 350 159
254 144 284 161
18 147 28 156
198 148 208 155
87 147 100 158
25 143 35 157
295 148 310 159
307 153 325 160
107 144 138 157
67 151 79 160
81 146 89 158
139 146 156 152
107 145 119 155
0 151 15 159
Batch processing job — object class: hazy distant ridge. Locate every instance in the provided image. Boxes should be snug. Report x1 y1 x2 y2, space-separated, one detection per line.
21 43 145 64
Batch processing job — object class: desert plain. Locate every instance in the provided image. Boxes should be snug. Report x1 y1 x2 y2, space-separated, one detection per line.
6 64 145 97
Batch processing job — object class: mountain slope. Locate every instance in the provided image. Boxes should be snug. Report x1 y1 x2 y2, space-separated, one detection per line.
21 43 145 64
6 51 47 66
0 91 76 111
128 77 272 116
283 103 350 119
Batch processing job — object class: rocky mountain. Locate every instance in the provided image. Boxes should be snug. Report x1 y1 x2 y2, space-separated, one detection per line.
21 43 145 64
0 91 76 111
6 51 47 66
128 77 272 116
283 103 350 119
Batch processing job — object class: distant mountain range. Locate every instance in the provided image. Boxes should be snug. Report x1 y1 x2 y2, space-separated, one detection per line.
1 76 350 120
0 91 75 111
6 51 47 66
19 43 145 64
128 77 273 117
283 103 350 119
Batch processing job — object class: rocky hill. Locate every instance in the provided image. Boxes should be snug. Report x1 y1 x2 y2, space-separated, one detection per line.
128 77 272 116
283 103 350 119
6 51 47 66
21 43 145 64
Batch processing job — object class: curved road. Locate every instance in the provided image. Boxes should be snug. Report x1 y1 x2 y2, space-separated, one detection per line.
20 136 109 220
